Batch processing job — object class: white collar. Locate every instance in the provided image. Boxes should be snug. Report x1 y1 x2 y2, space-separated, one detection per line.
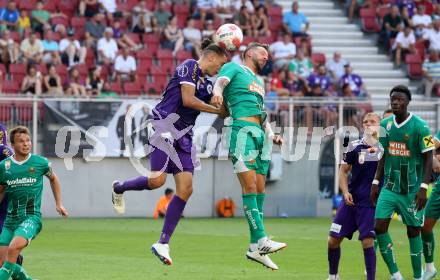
241 64 256 75
393 112 413 128
11 153 31 165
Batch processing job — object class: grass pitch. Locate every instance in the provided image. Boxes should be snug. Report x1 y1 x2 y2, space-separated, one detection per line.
22 217 436 279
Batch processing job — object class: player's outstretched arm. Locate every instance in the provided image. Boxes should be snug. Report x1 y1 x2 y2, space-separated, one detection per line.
47 172 69 217
212 77 230 107
416 150 433 210
339 164 354 206
370 156 385 207
181 84 221 114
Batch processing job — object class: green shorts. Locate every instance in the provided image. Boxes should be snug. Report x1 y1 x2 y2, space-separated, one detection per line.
0 216 42 246
228 120 271 175
425 182 440 220
375 188 424 227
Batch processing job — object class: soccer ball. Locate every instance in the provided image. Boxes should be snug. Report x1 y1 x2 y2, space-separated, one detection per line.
213 24 244 52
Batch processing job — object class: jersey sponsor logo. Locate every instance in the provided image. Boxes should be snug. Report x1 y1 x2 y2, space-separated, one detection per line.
330 223 342 233
248 81 265 97
6 177 37 187
177 64 189 78
388 141 411 157
423 135 434 148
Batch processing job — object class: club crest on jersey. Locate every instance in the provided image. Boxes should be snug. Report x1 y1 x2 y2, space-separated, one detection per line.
177 64 189 78
358 151 366 164
404 134 410 140
4 160 10 170
386 121 393 131
28 167 35 174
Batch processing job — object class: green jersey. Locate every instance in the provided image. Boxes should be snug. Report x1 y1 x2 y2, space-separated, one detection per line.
0 154 51 228
380 113 435 194
218 62 266 121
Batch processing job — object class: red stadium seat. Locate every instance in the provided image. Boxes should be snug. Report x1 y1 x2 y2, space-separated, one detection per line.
0 103 12 122
173 3 190 14
85 48 96 66
193 20 204 30
142 34 160 45
15 102 33 122
157 49 174 72
415 40 427 61
268 6 283 17
9 31 20 43
71 17 86 35
377 6 391 20
125 33 141 45
9 64 26 80
3 80 19 94
143 81 164 95
175 50 192 64
258 36 273 45
43 1 57 12
360 8 380 33
55 64 68 77
311 53 326 66
123 82 142 96
0 64 6 76
76 64 89 77
405 54 423 79
58 1 76 17
35 64 47 75
19 1 37 11
51 16 69 28
108 82 122 94
118 1 137 12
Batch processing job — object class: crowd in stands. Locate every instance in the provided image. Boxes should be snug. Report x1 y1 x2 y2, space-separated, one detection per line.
356 0 440 97
0 0 373 129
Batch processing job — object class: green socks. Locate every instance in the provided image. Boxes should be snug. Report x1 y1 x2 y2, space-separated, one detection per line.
422 231 435 264
377 233 399 274
256 193 265 221
409 235 423 278
242 193 266 243
0 261 14 280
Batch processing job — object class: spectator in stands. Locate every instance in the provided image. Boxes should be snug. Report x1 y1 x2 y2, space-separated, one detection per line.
86 66 104 96
99 0 117 22
348 0 373 23
195 0 218 24
233 5 253 36
132 1 157 34
217 0 233 15
154 0 172 30
154 188 174 219
415 0 434 15
326 52 348 82
307 64 333 96
411 5 432 37
432 4 440 21
233 0 254 13
44 64 63 95
283 70 305 96
380 5 402 50
21 64 42 95
0 1 19 32
42 30 62 66
112 20 142 51
251 5 271 37
423 20 440 53
18 10 30 35
97 27 118 65
339 63 367 97
85 13 106 44
60 28 87 68
114 48 137 83
422 49 440 97
288 50 314 79
202 20 215 40
401 7 413 28
31 1 67 36
393 25 416 67
65 67 86 96
20 33 44 64
162 15 184 56
341 83 360 127
304 84 336 134
0 29 19 65
270 33 297 70
395 0 416 18
79 0 101 18
183 17 202 58
283 2 309 37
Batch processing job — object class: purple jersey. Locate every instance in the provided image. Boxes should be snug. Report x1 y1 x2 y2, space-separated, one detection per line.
342 139 383 208
339 74 363 96
0 144 11 228
0 124 6 146
307 73 332 92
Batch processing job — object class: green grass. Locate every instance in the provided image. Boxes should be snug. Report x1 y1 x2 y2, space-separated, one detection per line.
20 217 439 279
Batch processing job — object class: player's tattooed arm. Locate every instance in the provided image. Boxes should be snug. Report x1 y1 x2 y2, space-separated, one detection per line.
370 156 385 207
212 77 230 107
339 164 354 206
181 84 221 114
48 172 69 217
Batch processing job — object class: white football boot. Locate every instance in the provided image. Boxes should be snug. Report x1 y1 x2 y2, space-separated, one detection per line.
327 275 340 280
258 237 287 255
111 181 125 214
151 243 172 265
246 250 278 270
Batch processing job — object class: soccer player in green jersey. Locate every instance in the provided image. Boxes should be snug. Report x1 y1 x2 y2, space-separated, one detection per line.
0 126 68 280
420 131 440 280
371 85 435 280
211 43 286 270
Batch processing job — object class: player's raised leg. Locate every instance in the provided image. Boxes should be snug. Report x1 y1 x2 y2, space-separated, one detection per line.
152 171 192 265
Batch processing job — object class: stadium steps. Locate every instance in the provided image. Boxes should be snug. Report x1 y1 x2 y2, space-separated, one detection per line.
278 0 412 99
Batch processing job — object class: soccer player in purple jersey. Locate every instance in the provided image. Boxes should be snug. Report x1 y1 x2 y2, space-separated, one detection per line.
327 113 382 280
111 39 228 265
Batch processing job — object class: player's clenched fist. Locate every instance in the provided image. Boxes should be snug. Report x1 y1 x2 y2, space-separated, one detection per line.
211 95 223 107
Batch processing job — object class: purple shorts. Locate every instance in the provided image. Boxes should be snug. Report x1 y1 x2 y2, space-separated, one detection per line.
329 203 375 241
149 143 196 175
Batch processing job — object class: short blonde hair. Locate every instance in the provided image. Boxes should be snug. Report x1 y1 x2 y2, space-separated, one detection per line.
9 126 30 144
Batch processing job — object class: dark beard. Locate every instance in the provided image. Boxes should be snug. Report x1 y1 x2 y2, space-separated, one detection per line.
253 58 262 73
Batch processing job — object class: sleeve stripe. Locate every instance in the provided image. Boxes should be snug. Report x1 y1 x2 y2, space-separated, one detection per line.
180 81 196 87
422 146 435 153
217 76 231 82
